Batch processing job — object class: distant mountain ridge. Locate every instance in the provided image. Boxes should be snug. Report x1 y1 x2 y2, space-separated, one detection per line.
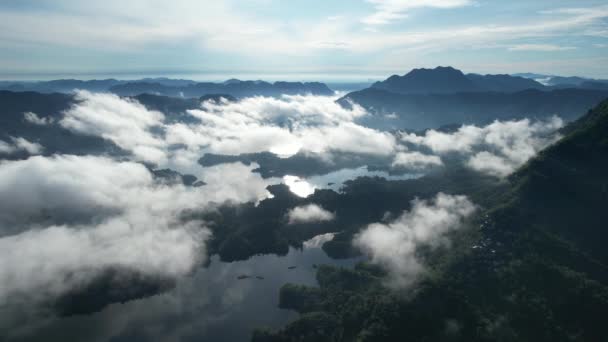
340 87 608 130
109 80 333 98
0 78 334 98
372 66 545 94
514 73 608 88
373 66 608 94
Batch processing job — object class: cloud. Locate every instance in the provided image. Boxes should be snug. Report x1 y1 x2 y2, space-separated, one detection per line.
1 2 608 77
24 111 54 125
508 44 577 52
0 137 44 155
392 151 443 170
303 232 336 248
287 204 335 224
363 0 473 26
466 151 515 178
167 94 396 159
354 193 476 287
0 155 273 305
60 91 168 164
60 92 395 170
400 117 563 177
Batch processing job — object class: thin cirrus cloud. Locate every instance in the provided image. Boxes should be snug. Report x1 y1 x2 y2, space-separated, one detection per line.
0 2 606 76
362 0 473 26
508 44 577 52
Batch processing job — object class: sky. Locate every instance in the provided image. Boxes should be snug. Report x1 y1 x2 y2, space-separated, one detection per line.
0 0 607 81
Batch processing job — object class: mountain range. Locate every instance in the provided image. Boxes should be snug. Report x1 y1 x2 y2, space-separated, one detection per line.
514 73 608 88
373 66 608 94
341 67 608 130
372 66 545 94
0 78 333 98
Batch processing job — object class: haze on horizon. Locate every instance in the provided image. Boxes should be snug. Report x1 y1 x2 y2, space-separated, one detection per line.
1 0 608 81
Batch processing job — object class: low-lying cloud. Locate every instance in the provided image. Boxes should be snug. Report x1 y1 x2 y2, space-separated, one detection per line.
0 136 44 155
392 151 443 170
287 204 335 224
170 94 396 159
24 111 54 125
0 155 273 305
59 91 397 170
400 117 563 177
354 193 476 288
61 91 168 164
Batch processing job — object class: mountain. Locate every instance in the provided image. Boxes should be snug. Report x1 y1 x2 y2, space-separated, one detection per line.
372 66 478 94
109 80 333 98
466 73 545 92
371 66 545 94
0 79 123 93
514 73 608 89
0 91 230 157
340 87 608 129
0 78 335 97
0 91 119 157
253 98 608 342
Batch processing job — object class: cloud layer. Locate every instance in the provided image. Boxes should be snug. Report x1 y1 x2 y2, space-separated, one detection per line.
61 91 167 164
400 117 564 177
59 91 397 171
58 92 564 179
354 193 476 287
0 155 272 305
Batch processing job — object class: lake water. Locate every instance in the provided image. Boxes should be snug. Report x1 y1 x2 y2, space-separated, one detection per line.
3 235 360 342
284 166 421 197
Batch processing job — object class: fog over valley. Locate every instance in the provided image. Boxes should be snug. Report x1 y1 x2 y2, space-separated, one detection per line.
1 1 608 341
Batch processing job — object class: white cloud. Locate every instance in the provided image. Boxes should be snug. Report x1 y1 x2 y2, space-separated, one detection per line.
303 232 336 248
400 117 563 177
0 155 273 305
24 112 54 125
60 91 168 164
466 151 514 178
60 92 395 170
392 151 443 169
167 94 396 159
363 0 473 26
508 44 577 52
354 193 476 287
287 204 335 225
0 137 44 155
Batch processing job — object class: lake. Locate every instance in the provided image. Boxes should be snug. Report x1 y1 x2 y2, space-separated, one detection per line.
3 235 360 342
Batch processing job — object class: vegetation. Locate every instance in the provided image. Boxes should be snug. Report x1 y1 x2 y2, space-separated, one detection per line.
252 99 608 341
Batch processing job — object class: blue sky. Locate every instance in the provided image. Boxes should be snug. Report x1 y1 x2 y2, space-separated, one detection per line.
0 0 607 81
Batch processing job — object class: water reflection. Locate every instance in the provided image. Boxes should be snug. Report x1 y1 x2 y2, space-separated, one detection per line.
4 236 359 342
284 166 421 197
